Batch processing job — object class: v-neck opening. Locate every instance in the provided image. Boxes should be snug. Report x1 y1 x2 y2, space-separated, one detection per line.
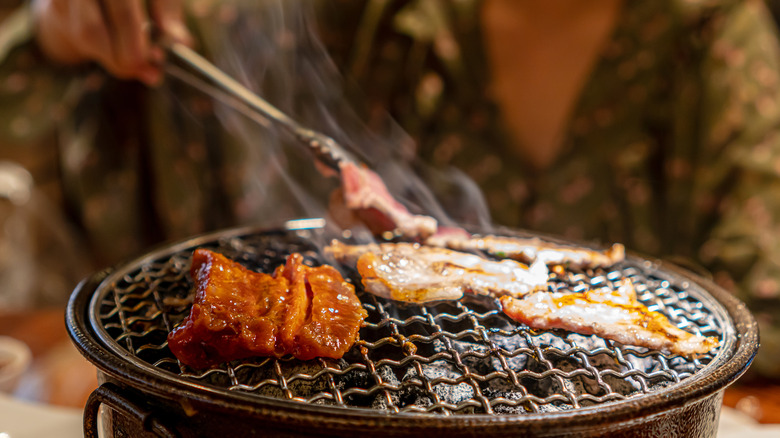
471 0 628 176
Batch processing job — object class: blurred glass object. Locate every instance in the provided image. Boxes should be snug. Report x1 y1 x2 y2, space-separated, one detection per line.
0 336 31 393
0 161 91 310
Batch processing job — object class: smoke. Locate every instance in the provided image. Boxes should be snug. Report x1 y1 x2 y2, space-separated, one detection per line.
182 0 492 232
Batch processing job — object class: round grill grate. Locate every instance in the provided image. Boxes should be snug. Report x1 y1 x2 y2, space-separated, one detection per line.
89 225 728 416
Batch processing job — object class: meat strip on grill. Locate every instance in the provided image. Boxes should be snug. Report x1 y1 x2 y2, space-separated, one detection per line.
426 232 625 269
327 241 549 303
167 249 366 368
339 161 438 239
499 281 719 356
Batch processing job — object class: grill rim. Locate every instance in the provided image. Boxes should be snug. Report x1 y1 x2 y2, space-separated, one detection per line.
65 221 758 431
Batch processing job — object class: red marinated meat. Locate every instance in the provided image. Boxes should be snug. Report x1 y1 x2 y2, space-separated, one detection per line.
276 254 368 360
167 249 366 368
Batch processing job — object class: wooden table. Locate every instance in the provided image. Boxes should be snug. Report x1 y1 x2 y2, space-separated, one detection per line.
1 307 779 423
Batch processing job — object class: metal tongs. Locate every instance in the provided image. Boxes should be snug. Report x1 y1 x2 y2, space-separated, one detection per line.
165 42 355 172
164 42 441 238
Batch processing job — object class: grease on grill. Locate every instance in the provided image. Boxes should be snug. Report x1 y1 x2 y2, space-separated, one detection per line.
95 230 723 415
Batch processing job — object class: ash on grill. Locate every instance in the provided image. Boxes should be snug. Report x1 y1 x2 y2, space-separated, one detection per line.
96 230 722 415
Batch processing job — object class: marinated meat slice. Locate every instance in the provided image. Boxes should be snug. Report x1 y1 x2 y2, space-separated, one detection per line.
339 161 437 238
167 249 366 368
327 241 549 303
275 254 368 361
276 253 308 359
499 281 719 356
167 249 288 368
426 233 625 269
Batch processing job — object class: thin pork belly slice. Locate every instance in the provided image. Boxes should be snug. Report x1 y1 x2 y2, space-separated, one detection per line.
499 281 719 356
426 233 625 269
339 161 438 239
327 241 549 303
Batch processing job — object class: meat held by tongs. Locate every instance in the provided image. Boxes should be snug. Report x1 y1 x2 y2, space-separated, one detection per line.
338 162 438 239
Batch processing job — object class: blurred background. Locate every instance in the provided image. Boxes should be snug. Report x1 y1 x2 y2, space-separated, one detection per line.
2 0 780 430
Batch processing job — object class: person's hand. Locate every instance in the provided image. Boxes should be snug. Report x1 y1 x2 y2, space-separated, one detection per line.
32 0 193 85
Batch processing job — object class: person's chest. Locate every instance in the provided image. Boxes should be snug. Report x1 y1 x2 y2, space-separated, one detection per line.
320 0 696 251
428 2 692 249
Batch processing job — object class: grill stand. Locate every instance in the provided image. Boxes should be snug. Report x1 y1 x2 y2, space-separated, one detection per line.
84 375 726 437
84 382 179 438
65 224 758 437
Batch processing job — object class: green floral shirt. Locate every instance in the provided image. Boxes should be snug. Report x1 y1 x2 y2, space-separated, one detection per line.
2 0 780 377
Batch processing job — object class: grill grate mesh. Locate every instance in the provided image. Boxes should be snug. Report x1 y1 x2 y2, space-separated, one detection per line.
92 227 725 415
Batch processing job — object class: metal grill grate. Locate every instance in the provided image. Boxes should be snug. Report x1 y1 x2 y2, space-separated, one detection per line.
90 226 726 415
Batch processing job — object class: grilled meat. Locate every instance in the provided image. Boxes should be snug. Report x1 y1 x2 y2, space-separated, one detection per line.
339 161 437 238
499 281 719 356
426 233 625 269
327 241 549 303
167 249 366 368
276 251 368 361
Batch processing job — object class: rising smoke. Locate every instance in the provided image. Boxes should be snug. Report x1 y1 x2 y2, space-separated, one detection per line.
177 0 492 234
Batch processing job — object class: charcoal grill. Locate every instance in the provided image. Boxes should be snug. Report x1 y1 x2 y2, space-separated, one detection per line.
66 219 758 437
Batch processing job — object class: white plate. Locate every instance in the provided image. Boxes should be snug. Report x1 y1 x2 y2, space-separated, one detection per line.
0 393 82 438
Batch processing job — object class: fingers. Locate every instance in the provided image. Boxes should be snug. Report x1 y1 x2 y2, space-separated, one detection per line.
32 0 108 66
67 0 113 66
33 0 186 85
101 0 162 84
149 0 194 47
